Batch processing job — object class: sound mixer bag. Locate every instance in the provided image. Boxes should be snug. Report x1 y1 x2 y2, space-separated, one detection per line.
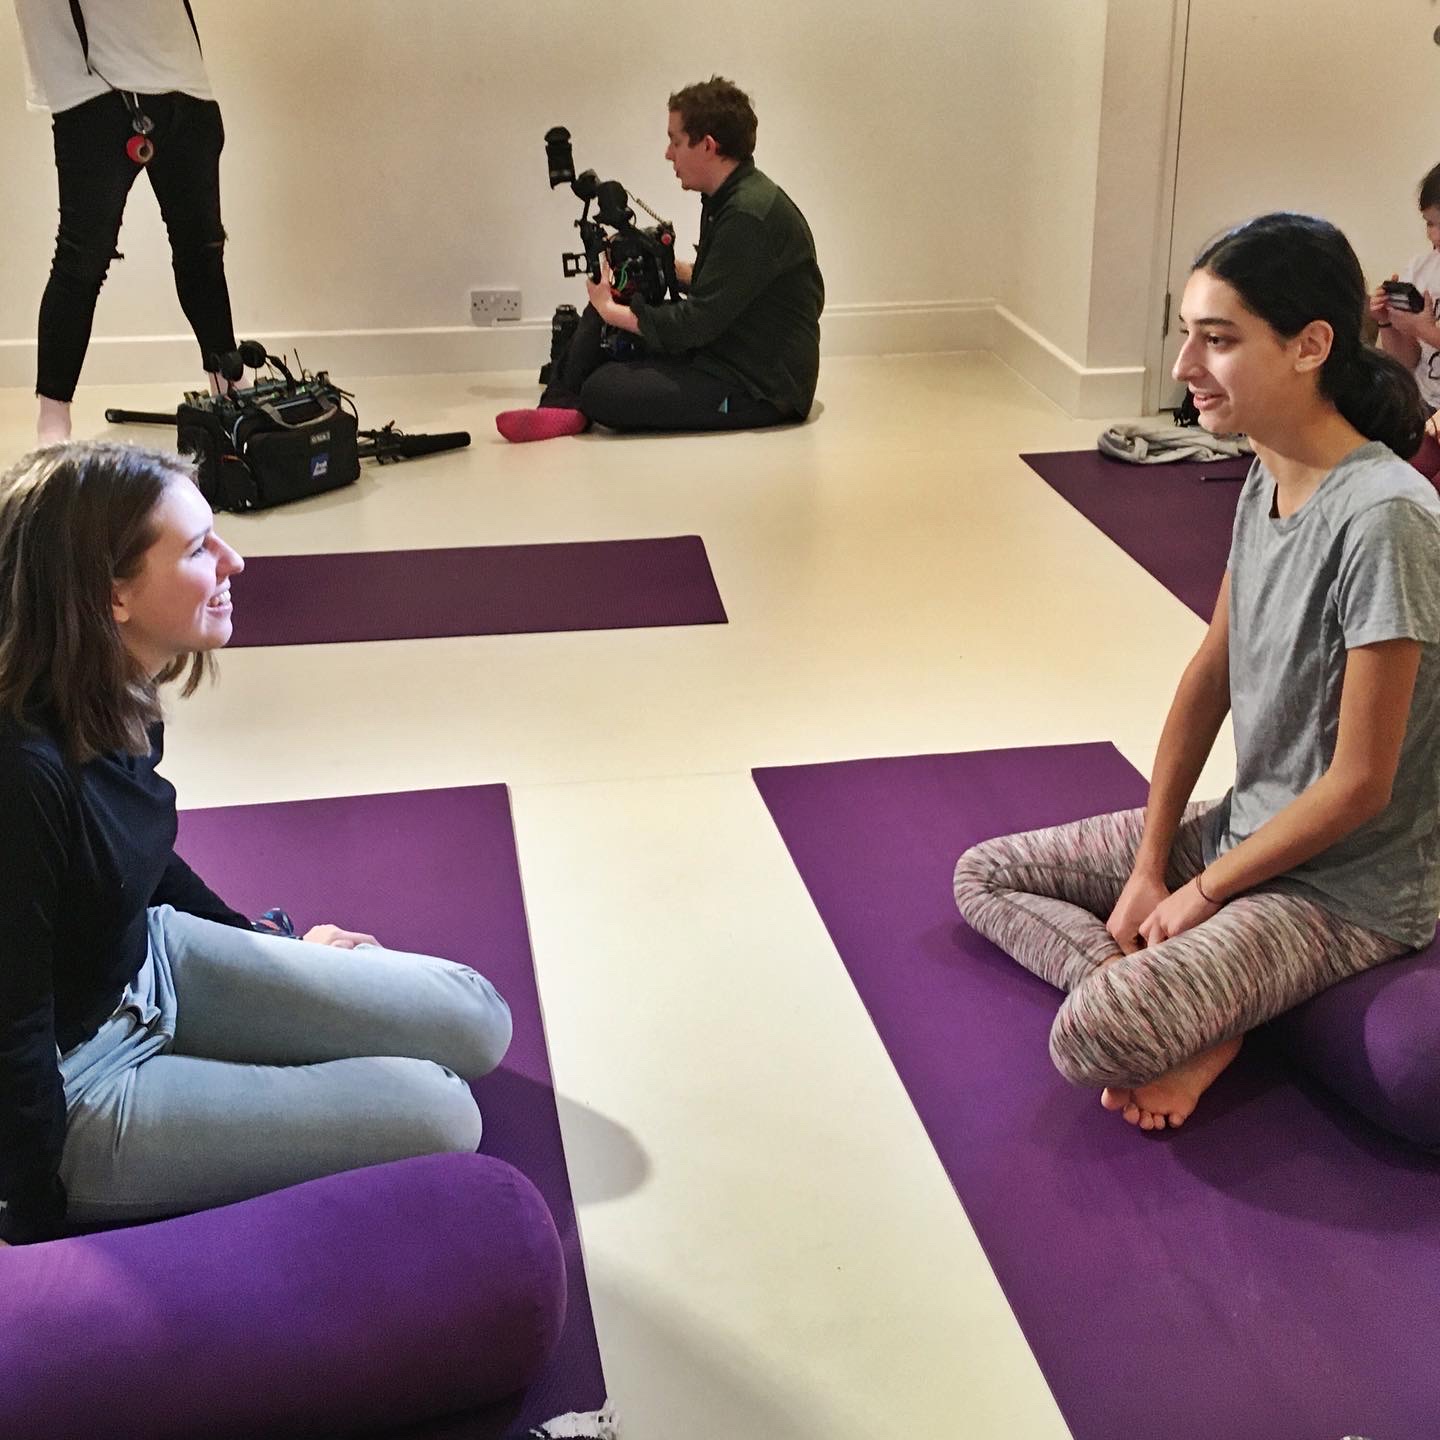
178 385 360 512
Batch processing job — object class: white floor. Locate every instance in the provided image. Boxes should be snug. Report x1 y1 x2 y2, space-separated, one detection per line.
0 355 1237 1439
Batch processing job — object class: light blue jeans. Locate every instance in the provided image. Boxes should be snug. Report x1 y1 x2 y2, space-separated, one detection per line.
58 906 513 1224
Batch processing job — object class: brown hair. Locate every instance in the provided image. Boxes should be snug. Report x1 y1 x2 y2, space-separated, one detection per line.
0 441 212 764
667 76 757 162
1419 162 1440 213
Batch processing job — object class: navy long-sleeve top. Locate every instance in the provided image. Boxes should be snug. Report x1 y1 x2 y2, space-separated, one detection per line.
0 714 247 1243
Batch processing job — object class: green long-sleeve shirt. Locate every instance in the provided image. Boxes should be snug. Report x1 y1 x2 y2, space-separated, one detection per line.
632 160 824 419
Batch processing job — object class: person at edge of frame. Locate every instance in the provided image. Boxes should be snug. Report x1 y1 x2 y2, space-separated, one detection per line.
13 0 245 445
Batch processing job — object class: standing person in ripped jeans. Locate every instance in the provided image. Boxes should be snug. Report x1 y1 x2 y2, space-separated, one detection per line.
954 213 1440 1133
0 443 513 1247
13 0 243 444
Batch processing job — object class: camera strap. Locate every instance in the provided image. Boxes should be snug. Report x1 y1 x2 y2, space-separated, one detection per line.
66 0 202 164
67 0 202 70
68 0 203 69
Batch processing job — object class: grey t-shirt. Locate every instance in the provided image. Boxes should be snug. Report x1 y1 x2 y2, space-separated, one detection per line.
1203 441 1440 948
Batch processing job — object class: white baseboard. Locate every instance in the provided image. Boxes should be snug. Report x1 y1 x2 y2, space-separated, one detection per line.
0 324 551 392
0 300 1141 418
819 299 996 356
990 305 1146 419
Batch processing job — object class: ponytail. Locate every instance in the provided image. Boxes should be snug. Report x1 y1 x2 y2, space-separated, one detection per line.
1324 344 1427 459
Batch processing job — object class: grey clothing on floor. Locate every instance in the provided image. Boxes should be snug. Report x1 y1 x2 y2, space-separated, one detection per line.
1097 422 1251 464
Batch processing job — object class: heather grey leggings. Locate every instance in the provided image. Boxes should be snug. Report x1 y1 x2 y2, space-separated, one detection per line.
952 802 1405 1089
58 906 512 1224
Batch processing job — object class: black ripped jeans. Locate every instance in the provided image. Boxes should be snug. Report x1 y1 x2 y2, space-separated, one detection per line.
38 90 237 402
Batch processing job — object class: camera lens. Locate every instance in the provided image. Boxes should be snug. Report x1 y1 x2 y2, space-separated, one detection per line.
544 127 576 188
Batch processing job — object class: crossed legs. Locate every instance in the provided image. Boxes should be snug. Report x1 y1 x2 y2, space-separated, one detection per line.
953 804 1404 1128
59 907 512 1223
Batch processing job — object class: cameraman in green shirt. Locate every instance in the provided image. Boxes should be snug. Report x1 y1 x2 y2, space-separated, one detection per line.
497 77 824 443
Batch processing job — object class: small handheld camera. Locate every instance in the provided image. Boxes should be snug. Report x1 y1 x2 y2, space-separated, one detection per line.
1383 279 1426 313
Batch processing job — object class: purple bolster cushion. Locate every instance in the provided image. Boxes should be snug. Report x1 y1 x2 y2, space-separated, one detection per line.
0 1152 567 1440
1267 939 1440 1149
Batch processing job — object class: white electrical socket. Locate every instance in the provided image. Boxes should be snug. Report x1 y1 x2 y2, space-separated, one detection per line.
470 288 522 325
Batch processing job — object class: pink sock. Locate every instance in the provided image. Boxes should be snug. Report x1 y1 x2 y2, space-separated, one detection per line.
495 407 588 443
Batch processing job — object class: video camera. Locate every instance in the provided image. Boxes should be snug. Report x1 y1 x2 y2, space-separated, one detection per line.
104 341 470 512
545 126 681 313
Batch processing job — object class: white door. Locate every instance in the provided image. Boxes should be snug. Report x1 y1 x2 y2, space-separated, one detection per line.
1152 0 1440 411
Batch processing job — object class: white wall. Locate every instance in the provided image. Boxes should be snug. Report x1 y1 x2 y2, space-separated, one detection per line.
984 0 1179 416
990 0 1110 367
20 2 1415 420
1085 0 1178 371
0 0 1019 387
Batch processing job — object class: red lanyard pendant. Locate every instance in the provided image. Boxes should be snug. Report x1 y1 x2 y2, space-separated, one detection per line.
125 100 155 165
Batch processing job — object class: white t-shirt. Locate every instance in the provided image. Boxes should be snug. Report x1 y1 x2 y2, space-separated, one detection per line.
1401 247 1440 412
12 0 211 115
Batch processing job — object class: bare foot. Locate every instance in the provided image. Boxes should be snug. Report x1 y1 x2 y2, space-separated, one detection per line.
1116 1036 1243 1131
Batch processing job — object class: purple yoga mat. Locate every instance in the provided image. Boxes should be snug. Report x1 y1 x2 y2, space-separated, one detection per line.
755 744 1440 1440
227 535 726 647
1022 449 1250 620
176 786 606 1438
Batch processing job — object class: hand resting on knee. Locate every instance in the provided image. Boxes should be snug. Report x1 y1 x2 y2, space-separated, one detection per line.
302 923 380 949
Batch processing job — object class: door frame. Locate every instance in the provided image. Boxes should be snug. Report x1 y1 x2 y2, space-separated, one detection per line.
1144 0 1195 415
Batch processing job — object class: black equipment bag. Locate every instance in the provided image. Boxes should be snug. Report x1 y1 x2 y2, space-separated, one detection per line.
179 385 360 512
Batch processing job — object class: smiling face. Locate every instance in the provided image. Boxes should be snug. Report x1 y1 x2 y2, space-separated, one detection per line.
1172 267 1331 441
110 476 244 675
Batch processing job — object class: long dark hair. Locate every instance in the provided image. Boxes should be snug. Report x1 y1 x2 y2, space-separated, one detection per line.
1195 213 1426 458
0 442 212 763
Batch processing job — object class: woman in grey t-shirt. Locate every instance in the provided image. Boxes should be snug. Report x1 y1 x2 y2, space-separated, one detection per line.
955 213 1440 1133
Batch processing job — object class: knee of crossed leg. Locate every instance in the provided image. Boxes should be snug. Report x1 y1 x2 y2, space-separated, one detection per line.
449 969 514 1080
1048 979 1149 1090
1048 973 1122 1086
952 840 1002 920
402 1061 485 1154
576 365 632 428
1048 1005 1111 1088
